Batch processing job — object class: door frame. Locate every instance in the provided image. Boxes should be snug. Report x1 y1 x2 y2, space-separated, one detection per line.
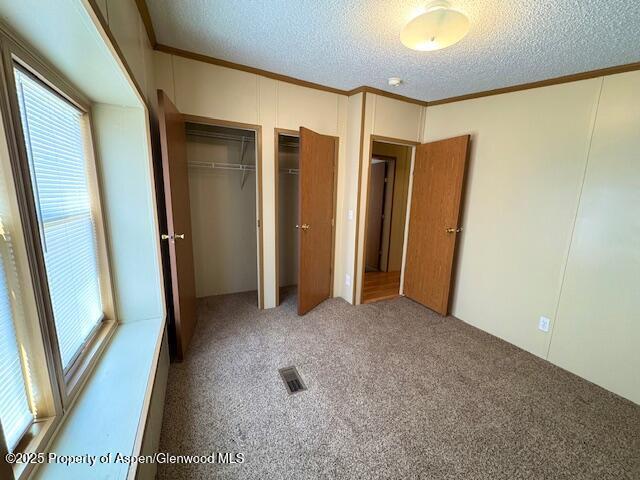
357 135 418 305
183 114 265 309
274 127 339 306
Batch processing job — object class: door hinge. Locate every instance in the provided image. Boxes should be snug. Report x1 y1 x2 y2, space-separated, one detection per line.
331 218 335 227
257 219 261 228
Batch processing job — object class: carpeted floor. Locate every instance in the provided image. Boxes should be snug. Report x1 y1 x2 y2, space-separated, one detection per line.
157 290 640 479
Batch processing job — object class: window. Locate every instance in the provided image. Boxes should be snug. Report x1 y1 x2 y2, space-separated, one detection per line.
14 68 104 370
0 27 116 479
0 232 33 452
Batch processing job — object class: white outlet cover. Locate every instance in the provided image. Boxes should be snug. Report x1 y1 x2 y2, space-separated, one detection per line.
345 274 351 286
348 209 354 220
538 316 551 332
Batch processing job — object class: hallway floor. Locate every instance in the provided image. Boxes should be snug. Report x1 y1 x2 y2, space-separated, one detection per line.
362 270 400 303
158 291 640 480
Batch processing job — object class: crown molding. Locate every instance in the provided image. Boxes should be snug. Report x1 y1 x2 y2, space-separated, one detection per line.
428 61 640 106
347 86 428 107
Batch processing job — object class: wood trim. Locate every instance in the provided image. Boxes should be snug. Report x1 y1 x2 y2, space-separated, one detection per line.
358 135 416 304
358 134 375 303
134 0 157 47
351 92 366 303
274 130 280 306
347 86 428 107
369 135 420 147
183 114 265 309
256 125 264 309
156 43 349 96
428 61 640 106
274 128 299 306
330 135 339 298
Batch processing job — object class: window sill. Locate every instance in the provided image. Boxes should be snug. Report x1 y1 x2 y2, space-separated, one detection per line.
30 316 165 480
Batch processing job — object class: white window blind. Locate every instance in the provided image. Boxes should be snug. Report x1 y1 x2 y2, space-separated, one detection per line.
14 68 103 370
0 231 33 452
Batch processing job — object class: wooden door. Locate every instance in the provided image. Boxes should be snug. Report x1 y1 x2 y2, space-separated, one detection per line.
379 159 396 272
297 127 336 315
404 135 470 315
158 90 197 359
365 161 386 270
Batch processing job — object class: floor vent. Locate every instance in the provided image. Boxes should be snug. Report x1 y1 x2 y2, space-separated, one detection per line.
279 366 306 394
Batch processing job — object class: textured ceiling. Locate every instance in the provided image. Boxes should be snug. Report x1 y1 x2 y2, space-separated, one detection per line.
146 0 640 102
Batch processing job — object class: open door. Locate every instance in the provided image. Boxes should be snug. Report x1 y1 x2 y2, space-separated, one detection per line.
158 90 197 359
365 161 386 271
297 127 336 315
404 135 470 315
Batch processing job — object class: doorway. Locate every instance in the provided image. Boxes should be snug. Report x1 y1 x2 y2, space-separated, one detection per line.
275 130 300 305
361 141 413 304
158 90 265 360
275 128 338 314
186 121 263 306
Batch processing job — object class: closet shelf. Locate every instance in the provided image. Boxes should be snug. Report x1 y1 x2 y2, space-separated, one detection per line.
188 161 299 175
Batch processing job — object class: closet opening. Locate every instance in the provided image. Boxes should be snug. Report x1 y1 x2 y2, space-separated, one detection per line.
185 120 263 307
361 140 414 304
275 129 300 305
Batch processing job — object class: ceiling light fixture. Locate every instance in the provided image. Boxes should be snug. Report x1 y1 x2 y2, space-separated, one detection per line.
388 77 403 87
401 1 469 52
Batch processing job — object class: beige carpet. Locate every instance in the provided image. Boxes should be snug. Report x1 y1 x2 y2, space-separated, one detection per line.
158 290 640 479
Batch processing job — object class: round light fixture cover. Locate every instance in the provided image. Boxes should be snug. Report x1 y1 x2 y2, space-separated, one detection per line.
401 1 469 51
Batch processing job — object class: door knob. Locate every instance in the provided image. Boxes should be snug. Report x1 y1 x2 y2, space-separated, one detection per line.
296 224 310 231
446 227 463 233
161 233 186 240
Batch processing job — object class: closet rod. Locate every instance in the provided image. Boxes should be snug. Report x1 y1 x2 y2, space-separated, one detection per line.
188 160 255 171
188 160 298 174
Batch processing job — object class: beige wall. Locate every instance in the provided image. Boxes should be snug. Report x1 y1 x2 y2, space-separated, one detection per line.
187 138 259 297
547 71 640 404
423 71 640 405
338 93 365 300
153 51 349 308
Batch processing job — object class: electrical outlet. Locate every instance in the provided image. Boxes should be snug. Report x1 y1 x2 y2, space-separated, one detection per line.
345 274 351 286
347 209 354 221
538 316 551 332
